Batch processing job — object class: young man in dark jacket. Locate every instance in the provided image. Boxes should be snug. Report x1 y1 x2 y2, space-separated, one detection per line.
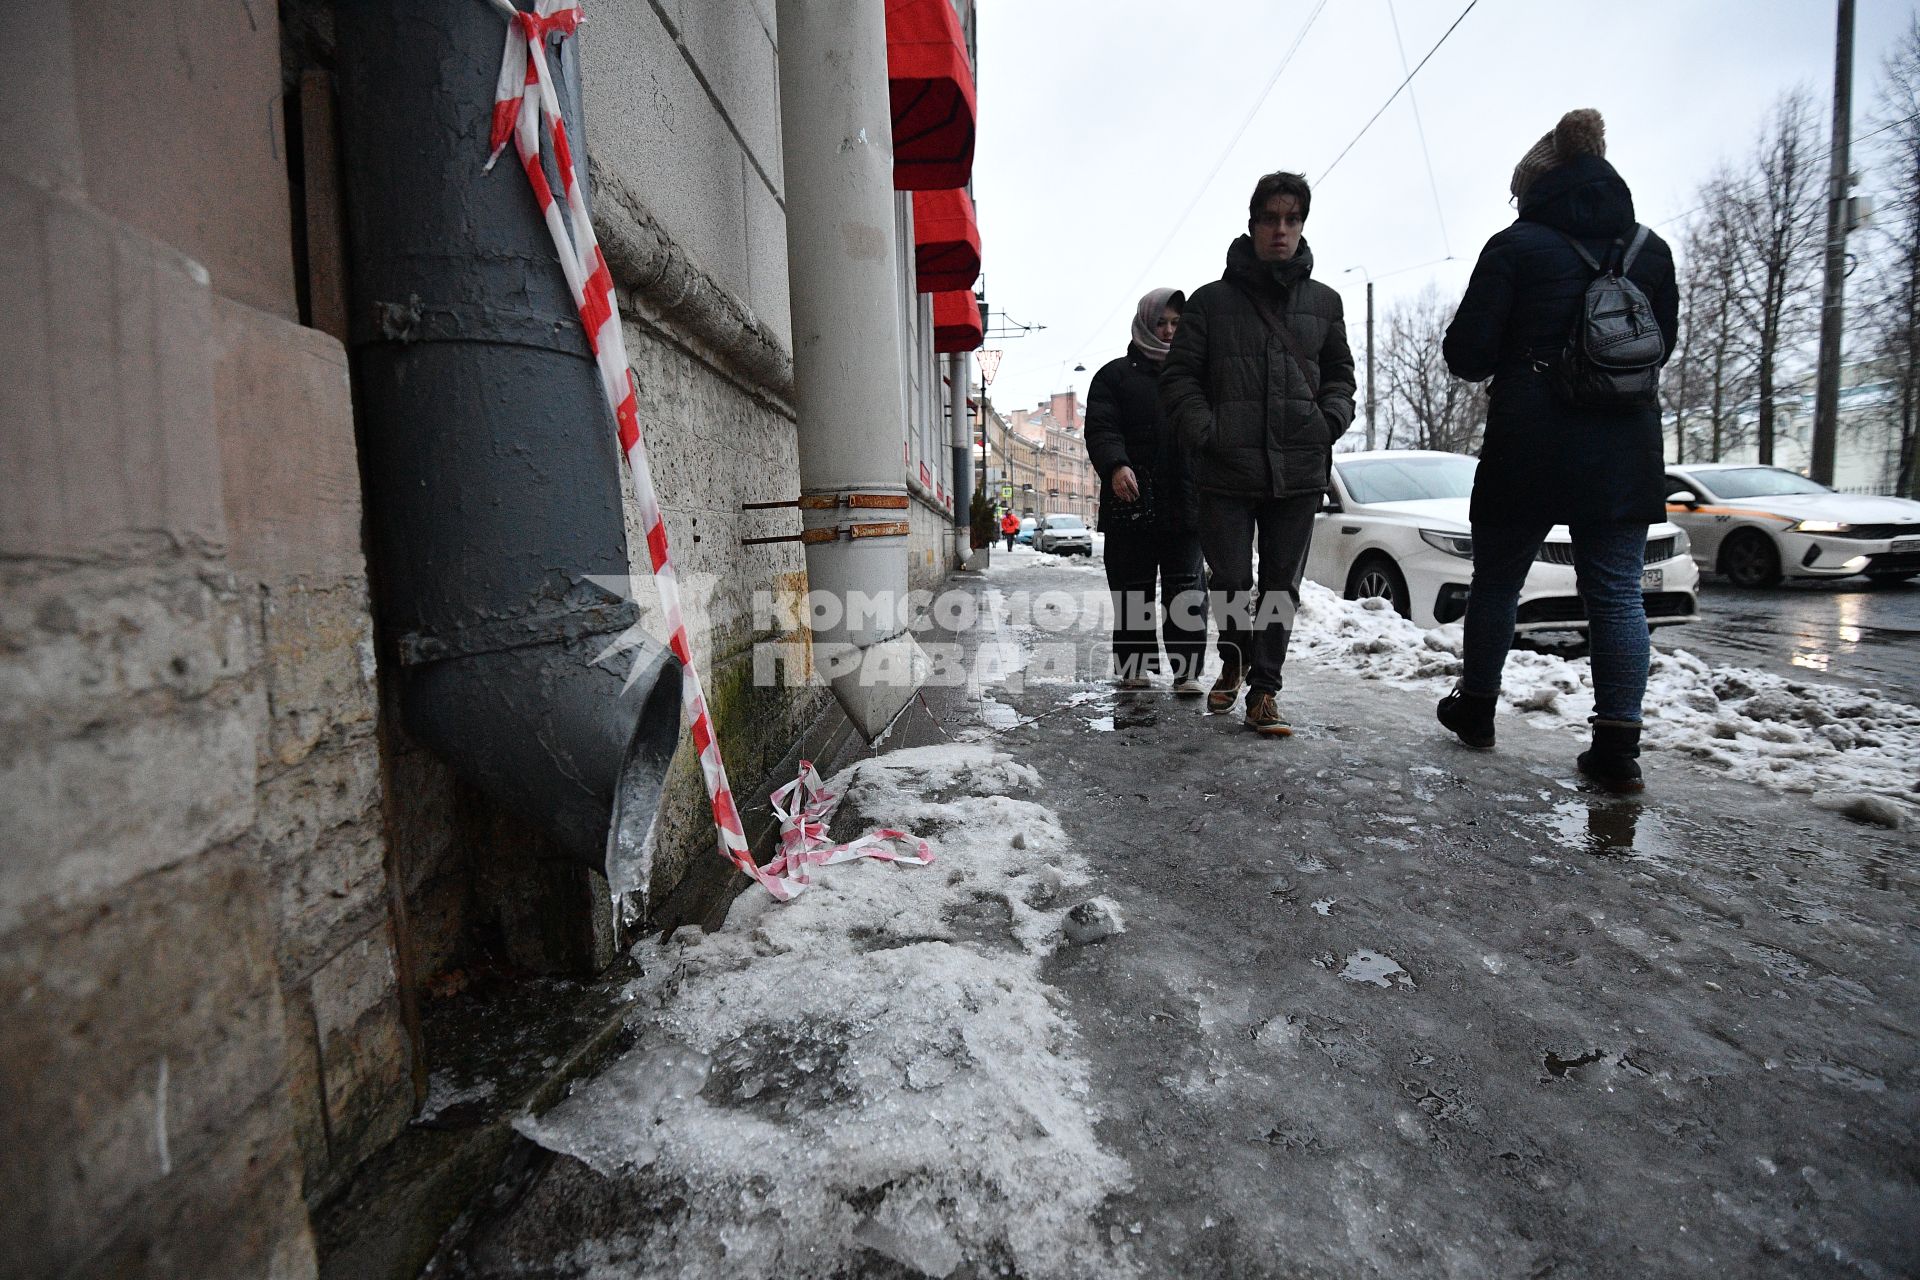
1438 109 1679 791
1159 171 1357 735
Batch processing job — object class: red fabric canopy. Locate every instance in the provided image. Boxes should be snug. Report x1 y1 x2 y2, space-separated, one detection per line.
886 0 976 191
912 188 981 292
933 289 983 353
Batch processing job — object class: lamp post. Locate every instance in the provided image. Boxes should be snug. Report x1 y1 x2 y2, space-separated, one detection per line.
1343 266 1376 451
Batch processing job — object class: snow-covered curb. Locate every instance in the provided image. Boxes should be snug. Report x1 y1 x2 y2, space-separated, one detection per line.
1292 581 1920 817
516 744 1134 1280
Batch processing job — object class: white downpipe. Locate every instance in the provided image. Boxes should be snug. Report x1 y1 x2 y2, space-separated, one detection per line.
775 0 926 740
949 350 973 563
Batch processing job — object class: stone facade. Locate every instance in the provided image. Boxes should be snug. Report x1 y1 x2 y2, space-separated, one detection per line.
2 0 974 1271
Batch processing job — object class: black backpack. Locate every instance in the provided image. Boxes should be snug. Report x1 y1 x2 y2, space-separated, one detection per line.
1553 224 1664 408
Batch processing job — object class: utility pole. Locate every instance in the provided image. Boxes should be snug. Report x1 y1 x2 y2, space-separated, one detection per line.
1811 0 1855 486
1364 280 1377 451
1344 266 1378 450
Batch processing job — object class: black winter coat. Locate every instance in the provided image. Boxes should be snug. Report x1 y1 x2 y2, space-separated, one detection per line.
1083 344 1199 533
1444 154 1680 528
1159 236 1357 499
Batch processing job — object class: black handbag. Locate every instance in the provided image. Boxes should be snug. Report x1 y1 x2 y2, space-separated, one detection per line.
1104 473 1155 529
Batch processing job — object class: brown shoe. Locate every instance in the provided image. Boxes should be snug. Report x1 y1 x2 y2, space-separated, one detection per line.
1207 664 1243 713
1244 690 1292 736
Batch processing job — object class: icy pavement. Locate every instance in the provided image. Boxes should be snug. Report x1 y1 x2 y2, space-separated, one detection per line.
460 745 1135 1279
441 556 1919 1279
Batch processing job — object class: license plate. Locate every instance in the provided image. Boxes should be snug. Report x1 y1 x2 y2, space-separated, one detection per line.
1641 568 1663 591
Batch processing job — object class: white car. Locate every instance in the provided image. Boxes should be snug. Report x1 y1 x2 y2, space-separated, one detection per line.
1304 450 1700 632
1034 512 1094 557
1663 463 1920 587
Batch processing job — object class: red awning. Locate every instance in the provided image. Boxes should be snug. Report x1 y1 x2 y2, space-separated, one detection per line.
933 289 983 352
912 188 981 292
886 0 976 190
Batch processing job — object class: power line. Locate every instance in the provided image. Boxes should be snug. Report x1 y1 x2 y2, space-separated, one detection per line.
1385 0 1452 258
1652 112 1918 231
1317 0 1478 185
1065 0 1331 365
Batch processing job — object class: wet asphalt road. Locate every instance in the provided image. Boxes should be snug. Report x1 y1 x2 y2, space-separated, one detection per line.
1656 575 1920 707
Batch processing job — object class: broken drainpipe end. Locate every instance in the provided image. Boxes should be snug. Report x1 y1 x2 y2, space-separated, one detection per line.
400 630 683 894
829 632 931 742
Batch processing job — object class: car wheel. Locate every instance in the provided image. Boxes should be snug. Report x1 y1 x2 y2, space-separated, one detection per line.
1721 529 1782 588
1346 553 1411 618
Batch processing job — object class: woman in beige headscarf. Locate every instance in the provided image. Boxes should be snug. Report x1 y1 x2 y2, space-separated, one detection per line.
1083 288 1208 692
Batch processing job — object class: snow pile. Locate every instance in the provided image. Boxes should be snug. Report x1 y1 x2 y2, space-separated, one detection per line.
1292 581 1920 813
517 744 1134 1280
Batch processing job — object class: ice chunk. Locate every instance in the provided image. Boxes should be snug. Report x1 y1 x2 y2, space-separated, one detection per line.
1814 792 1906 830
852 1188 965 1277
1062 897 1124 945
1337 949 1415 990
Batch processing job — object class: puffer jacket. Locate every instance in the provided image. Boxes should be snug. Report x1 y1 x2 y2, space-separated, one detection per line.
1159 236 1357 499
1083 344 1199 533
1443 153 1679 527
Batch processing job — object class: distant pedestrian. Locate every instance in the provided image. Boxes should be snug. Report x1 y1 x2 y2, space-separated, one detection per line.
1085 287 1208 693
1000 509 1020 551
1160 171 1357 735
1438 109 1678 792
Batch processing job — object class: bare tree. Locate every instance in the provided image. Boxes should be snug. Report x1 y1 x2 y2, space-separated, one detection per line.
1860 16 1920 497
1667 178 1755 462
1724 90 1826 465
1379 285 1487 454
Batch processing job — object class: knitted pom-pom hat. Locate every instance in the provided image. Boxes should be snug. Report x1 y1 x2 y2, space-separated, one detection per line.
1510 108 1607 201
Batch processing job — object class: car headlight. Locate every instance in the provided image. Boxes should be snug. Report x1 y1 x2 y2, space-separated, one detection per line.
1792 519 1852 534
1671 527 1690 555
1419 529 1474 558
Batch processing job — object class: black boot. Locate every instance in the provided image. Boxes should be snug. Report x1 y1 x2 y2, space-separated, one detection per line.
1577 719 1645 793
1436 689 1497 750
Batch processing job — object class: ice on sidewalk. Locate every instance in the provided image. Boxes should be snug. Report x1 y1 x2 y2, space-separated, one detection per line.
514 744 1135 1279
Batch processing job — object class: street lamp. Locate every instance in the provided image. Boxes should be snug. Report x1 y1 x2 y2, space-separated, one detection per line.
1343 266 1377 452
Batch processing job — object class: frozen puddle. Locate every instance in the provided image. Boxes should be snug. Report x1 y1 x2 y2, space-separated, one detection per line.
515 744 1136 1279
1337 949 1415 990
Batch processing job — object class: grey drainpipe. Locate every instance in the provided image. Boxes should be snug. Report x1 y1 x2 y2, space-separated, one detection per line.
950 350 974 562
333 0 681 896
776 0 927 741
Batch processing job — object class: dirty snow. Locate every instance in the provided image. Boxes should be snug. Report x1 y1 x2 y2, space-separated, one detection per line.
1291 582 1920 817
515 743 1134 1280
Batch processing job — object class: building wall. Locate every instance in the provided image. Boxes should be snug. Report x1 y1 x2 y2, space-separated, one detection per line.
3 0 972 1270
0 2 377 1273
579 2 960 896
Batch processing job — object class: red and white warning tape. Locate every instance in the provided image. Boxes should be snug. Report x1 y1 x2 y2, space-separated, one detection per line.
766 761 933 888
482 0 929 900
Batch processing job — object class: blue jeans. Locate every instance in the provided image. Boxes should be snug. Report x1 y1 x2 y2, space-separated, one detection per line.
1460 520 1650 723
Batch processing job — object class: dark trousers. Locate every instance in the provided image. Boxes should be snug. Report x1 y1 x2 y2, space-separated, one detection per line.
1002 532 1016 550
1198 491 1319 694
1103 524 1208 680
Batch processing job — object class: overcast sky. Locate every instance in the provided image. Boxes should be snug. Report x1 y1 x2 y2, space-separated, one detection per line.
973 0 1917 414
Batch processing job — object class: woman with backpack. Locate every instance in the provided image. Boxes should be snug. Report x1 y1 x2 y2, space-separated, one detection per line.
1437 109 1679 792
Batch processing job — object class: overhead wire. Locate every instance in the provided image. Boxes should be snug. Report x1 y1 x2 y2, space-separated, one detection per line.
1317 0 1478 185
1385 0 1452 258
1061 0 1331 367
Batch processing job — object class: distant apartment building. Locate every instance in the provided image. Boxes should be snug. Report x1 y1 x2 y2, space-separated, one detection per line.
1009 391 1098 523
981 396 1044 517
